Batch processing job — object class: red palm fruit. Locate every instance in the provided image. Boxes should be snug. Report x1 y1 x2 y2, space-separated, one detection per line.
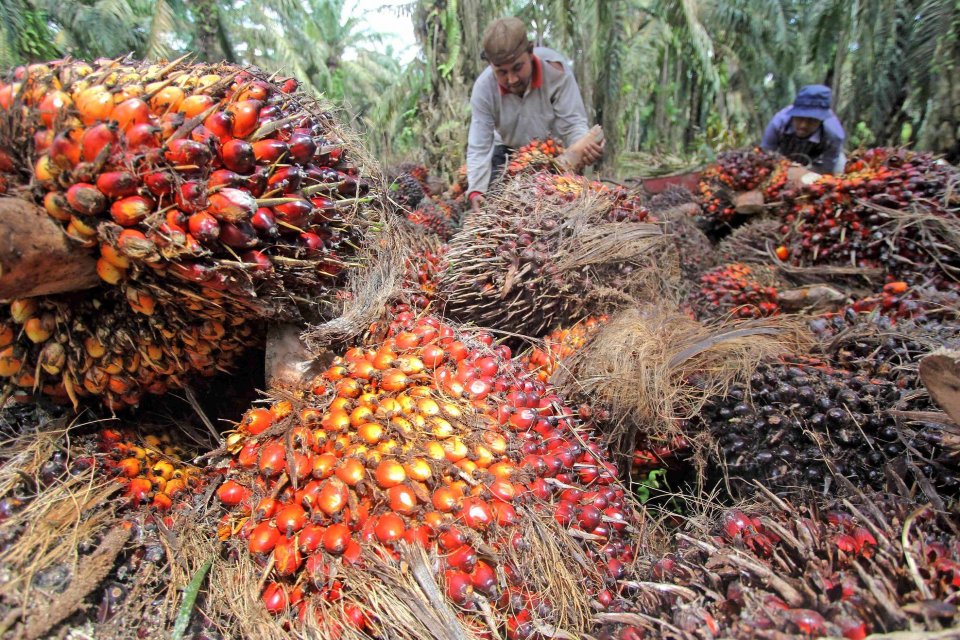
252 139 288 163
272 198 313 229
241 250 273 272
316 478 349 516
66 183 106 215
322 522 352 554
112 97 150 131
239 80 271 102
374 513 405 543
117 229 157 259
158 111 185 139
249 521 281 554
288 132 316 163
309 195 336 223
207 188 256 223
80 122 118 162
246 166 269 196
275 504 307 536
218 221 258 248
110 195 154 227
33 129 53 153
96 170 138 199
177 181 209 213
164 139 212 166
297 232 323 256
209 169 243 189
258 442 286 477
221 139 256 174
273 536 302 575
444 570 473 605
38 90 71 128
280 78 299 93
50 132 81 168
138 171 171 198
190 125 216 145
267 166 304 193
203 109 234 142
188 211 220 244
227 99 262 138
216 479 250 506
251 207 279 237
125 123 161 150
261 582 288 614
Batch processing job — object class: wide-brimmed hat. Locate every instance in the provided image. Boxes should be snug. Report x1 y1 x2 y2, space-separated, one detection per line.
787 84 833 121
481 17 531 65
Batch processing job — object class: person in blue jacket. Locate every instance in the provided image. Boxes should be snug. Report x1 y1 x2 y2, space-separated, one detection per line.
761 84 846 174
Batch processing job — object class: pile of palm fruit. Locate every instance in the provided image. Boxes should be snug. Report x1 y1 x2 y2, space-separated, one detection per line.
210 313 646 638
2 50 960 640
0 57 378 408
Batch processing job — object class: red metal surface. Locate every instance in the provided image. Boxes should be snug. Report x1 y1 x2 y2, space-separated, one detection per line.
641 171 701 194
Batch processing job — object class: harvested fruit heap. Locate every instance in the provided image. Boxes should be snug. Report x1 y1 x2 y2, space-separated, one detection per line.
0 57 377 406
688 353 959 501
697 148 789 223
440 172 662 337
779 148 960 280
644 491 960 638
0 419 214 639
685 262 782 320
210 313 645 639
505 138 562 176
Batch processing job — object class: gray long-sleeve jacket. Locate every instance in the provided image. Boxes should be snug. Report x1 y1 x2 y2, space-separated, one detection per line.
466 46 590 195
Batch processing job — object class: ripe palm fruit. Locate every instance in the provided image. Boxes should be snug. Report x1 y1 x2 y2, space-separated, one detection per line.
440 172 662 337
646 491 960 637
779 148 960 282
689 353 959 501
505 138 562 176
686 262 782 321
0 58 378 407
387 171 427 211
212 313 646 638
521 316 608 384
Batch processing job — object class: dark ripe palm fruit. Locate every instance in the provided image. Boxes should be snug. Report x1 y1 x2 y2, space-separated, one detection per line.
388 173 426 211
0 58 378 407
440 172 662 337
211 313 645 638
780 148 960 281
644 491 960 638
688 353 959 501
685 262 782 321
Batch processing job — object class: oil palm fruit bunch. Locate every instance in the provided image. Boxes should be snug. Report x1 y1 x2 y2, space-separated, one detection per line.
688 354 959 501
406 196 458 240
0 57 376 406
716 218 786 265
685 262 782 321
646 492 960 638
210 312 645 639
505 138 562 176
833 281 960 323
0 286 255 409
440 173 662 337
779 148 960 281
389 171 427 210
697 149 789 223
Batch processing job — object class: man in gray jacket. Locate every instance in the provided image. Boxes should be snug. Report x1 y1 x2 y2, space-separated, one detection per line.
466 17 604 211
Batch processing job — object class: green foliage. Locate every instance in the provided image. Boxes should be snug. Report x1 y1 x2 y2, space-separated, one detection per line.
633 468 667 503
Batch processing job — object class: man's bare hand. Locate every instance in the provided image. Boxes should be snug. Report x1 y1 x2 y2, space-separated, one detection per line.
580 139 605 166
470 194 485 212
